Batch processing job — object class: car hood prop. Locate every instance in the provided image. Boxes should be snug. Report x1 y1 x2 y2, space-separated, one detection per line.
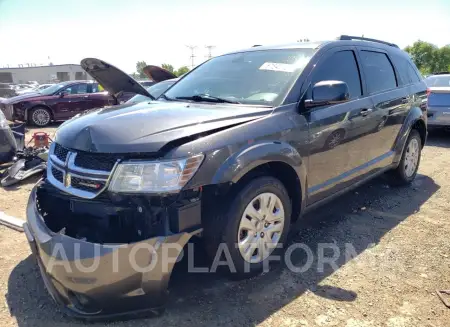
81 58 155 101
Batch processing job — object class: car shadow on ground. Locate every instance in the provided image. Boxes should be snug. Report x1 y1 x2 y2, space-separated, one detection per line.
6 173 440 327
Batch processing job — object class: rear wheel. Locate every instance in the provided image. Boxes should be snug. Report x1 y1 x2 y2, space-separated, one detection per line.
204 176 291 279
30 107 52 127
389 129 421 185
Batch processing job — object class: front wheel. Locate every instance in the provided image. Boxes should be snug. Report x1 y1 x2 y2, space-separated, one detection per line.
30 107 52 127
389 129 421 185
204 176 291 279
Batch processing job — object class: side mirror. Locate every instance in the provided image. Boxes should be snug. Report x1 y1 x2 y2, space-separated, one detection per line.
305 80 350 109
59 91 69 98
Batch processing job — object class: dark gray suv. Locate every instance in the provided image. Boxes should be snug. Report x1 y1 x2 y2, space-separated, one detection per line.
24 35 427 319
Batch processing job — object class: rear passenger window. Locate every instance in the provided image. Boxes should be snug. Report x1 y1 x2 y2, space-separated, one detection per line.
360 51 397 93
312 50 362 100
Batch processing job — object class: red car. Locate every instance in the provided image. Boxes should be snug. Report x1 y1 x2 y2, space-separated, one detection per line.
0 81 134 126
0 62 177 127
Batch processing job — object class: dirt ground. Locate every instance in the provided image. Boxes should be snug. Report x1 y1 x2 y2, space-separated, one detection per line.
0 126 450 327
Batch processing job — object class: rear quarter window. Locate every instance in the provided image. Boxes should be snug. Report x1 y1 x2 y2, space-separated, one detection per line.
391 55 421 85
360 51 397 93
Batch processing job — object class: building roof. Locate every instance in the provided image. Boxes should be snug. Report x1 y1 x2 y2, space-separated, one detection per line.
0 64 82 71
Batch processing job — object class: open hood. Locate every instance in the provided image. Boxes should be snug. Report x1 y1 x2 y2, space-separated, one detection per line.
142 65 177 82
80 58 153 99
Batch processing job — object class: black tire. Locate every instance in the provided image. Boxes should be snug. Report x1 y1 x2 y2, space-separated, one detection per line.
388 129 421 186
204 176 291 280
29 106 52 127
324 129 345 150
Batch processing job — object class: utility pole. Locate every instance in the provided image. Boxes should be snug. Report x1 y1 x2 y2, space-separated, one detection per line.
205 45 216 59
186 45 197 69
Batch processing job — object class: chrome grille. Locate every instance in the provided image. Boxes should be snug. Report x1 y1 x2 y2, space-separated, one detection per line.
47 143 119 199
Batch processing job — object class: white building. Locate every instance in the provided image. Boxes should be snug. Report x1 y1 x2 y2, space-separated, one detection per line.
0 64 93 84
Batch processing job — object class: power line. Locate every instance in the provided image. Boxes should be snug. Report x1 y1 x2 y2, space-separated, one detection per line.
186 45 197 69
205 45 216 59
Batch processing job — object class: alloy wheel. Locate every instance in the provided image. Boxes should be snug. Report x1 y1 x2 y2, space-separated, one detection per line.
32 108 50 126
237 192 285 264
404 138 419 177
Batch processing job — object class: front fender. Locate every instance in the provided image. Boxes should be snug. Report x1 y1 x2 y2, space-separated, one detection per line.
392 106 426 163
211 141 304 184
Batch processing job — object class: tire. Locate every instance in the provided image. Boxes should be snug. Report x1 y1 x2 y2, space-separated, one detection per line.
29 106 52 127
204 176 291 279
324 129 345 149
389 129 421 186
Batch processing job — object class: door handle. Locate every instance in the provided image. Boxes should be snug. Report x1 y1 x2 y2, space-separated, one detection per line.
360 108 373 116
83 96 89 98
401 97 409 104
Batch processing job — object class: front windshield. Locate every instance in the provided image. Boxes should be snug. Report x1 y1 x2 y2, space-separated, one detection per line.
164 48 316 106
127 80 177 103
425 75 450 87
38 83 65 95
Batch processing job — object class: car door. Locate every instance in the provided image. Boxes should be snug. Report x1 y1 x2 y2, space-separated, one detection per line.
357 47 409 166
305 47 374 204
54 83 91 120
86 83 116 108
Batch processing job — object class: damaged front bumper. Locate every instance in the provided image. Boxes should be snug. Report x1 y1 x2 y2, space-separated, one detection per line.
24 183 202 320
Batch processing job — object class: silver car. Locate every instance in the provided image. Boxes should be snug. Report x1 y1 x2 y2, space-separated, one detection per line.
425 73 450 128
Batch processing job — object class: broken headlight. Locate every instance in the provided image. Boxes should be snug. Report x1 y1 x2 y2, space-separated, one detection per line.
108 154 204 193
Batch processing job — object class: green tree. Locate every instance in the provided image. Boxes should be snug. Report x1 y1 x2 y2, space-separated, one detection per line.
161 64 175 74
404 41 450 75
135 61 148 79
175 66 190 77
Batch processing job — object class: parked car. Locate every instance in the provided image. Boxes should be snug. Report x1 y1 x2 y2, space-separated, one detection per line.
137 79 155 87
35 83 55 91
0 83 17 99
126 78 178 104
24 36 427 319
0 80 138 126
424 73 450 128
0 110 17 164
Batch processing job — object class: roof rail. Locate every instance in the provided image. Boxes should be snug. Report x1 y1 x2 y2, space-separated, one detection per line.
338 35 399 48
432 71 450 75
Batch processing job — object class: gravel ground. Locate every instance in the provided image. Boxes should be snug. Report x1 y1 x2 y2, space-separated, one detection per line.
0 126 450 327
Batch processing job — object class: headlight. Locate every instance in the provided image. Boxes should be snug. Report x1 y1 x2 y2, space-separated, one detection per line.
108 154 204 193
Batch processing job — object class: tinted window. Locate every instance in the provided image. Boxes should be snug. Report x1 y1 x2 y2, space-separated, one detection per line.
90 83 102 93
407 64 421 83
312 50 362 99
64 83 88 94
360 51 397 93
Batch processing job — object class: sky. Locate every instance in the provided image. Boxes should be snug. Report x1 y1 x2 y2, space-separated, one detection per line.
0 0 449 74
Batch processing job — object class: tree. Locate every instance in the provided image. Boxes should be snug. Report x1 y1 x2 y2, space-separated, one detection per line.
135 61 148 79
175 66 190 77
161 64 175 74
404 41 450 75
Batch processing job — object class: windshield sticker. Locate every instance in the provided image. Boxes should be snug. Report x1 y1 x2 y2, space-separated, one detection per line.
259 62 297 72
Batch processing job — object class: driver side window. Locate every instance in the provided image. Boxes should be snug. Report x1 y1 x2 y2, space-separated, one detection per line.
311 50 362 100
62 83 88 95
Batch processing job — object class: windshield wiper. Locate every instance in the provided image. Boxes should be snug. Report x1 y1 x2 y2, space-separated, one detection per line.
175 94 240 104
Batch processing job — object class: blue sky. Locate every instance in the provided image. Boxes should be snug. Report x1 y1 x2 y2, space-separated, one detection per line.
0 0 448 73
